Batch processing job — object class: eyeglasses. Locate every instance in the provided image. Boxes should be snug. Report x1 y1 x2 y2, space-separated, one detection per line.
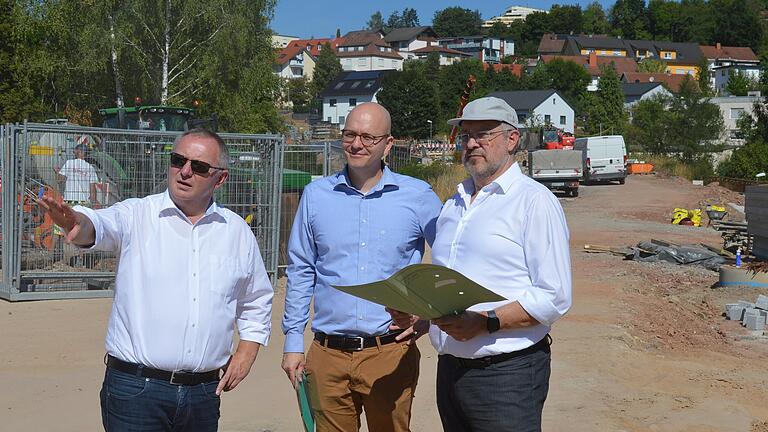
341 130 389 148
170 152 226 175
457 129 513 145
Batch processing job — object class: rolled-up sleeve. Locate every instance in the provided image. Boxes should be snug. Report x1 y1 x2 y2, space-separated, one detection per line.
282 188 317 353
236 237 274 345
73 201 130 252
518 191 572 327
418 188 443 247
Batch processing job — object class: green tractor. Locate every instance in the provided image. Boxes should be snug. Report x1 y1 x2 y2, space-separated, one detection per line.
98 104 217 132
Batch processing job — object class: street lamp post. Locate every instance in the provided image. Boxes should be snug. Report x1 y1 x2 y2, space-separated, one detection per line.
427 119 433 146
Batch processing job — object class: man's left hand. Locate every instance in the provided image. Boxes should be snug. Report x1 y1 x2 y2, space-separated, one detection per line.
432 311 487 341
216 341 260 395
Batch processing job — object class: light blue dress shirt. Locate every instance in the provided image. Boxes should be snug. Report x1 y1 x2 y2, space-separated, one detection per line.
282 165 443 353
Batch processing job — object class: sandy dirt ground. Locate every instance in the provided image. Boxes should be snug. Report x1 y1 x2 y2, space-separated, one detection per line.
2 174 768 431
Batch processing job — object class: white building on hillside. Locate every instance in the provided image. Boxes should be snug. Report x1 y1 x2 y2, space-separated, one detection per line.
490 90 575 133
321 70 392 126
482 6 545 28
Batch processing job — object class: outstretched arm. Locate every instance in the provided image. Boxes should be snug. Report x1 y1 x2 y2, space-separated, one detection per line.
40 196 95 246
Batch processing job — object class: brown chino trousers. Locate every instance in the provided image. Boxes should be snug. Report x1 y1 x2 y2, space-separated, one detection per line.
304 337 420 432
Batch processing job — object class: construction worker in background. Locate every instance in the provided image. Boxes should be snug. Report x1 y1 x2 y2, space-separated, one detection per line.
55 143 101 208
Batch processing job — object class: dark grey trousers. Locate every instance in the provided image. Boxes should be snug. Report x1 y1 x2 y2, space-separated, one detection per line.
436 345 551 432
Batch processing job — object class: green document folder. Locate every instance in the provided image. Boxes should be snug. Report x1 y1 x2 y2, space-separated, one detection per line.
332 263 505 320
296 372 314 432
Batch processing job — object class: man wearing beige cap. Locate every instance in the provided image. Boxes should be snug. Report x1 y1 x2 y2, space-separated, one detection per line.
389 97 572 431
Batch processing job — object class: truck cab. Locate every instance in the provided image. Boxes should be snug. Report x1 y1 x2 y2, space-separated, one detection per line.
98 106 194 132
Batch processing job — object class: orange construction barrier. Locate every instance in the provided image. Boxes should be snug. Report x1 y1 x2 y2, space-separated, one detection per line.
628 163 654 174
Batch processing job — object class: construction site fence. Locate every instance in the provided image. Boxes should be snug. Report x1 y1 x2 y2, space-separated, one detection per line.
0 122 283 301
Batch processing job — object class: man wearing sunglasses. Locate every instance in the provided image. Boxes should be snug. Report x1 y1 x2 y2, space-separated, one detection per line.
41 129 273 432
388 97 572 432
281 102 442 431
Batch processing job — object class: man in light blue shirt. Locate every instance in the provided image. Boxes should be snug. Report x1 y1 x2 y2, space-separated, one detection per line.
281 102 442 432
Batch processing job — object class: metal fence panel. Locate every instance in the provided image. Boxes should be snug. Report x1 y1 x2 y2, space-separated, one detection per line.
0 122 283 301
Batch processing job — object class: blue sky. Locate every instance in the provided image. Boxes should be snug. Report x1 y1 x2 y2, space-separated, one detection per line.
271 1 615 39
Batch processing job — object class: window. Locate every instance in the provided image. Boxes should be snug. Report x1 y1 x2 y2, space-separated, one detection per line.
350 81 361 89
357 46 364 52
349 98 357 107
317 44 322 51
662 51 673 59
334 82 344 90
552 98 556 105
544 114 551 123
365 80 375 88
560 115 566 125
613 50 621 56
730 108 745 119
330 99 337 107
339 116 345 125
518 114 527 121
327 117 332 122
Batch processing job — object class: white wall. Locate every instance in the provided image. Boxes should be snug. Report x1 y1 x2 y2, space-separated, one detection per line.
322 94 377 125
532 93 575 133
340 56 403 71
711 95 761 146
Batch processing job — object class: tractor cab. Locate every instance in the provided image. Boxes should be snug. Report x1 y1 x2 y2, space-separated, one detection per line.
98 106 194 132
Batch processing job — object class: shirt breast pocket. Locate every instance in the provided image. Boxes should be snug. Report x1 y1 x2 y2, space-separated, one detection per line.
209 257 242 299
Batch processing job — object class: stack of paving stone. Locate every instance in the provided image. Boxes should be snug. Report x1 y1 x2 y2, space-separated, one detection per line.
725 295 768 330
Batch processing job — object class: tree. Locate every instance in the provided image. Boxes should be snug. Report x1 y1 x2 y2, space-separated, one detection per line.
386 8 420 29
377 69 439 139
432 7 482 37
548 4 583 35
718 99 768 178
288 77 313 112
637 59 668 73
726 70 758 96
647 0 681 40
312 42 343 98
525 59 591 104
609 0 649 39
437 59 486 132
485 21 512 39
582 64 627 135
627 95 671 153
583 1 610 35
697 57 712 95
367 11 383 30
665 77 724 161
709 0 763 50
523 11 552 45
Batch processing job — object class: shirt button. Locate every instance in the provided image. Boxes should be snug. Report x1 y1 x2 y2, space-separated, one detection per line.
193 273 196 277
187 350 191 354
360 266 365 270
362 219 367 223
358 315 363 319
361 242 366 247
192 324 196 328
193 298 197 302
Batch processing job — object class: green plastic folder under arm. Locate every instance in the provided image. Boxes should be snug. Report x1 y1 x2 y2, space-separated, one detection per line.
296 372 314 432
332 263 505 320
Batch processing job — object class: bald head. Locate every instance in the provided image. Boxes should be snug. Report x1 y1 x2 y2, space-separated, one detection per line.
347 103 391 136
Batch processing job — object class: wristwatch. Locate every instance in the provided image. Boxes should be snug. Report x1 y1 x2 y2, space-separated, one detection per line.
486 310 500 334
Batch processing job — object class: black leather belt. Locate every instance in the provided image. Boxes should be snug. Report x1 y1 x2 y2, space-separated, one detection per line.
106 355 220 386
452 335 552 369
314 330 409 351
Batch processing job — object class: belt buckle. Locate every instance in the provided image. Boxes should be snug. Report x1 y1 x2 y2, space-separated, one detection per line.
348 336 364 351
170 370 183 385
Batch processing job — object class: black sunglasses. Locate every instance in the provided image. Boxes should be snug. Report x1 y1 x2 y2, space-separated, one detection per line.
170 152 226 175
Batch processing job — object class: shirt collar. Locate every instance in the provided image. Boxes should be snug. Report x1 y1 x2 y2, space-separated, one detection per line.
457 162 523 197
333 163 399 194
160 190 224 221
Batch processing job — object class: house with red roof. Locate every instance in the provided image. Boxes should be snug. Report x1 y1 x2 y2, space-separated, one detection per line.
700 43 760 94
540 53 638 91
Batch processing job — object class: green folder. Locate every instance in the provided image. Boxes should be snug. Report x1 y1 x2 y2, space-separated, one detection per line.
296 372 314 432
332 263 505 320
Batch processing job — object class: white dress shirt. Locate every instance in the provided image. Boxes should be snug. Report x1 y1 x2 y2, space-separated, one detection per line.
428 163 572 359
59 158 98 202
76 191 273 372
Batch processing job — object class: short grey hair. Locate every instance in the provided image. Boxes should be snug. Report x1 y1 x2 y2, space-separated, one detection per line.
173 128 229 168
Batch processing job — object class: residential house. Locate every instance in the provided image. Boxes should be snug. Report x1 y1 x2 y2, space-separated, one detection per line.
700 43 760 94
538 34 566 56
546 35 702 77
410 45 471 66
540 53 638 91
620 72 695 93
482 6 546 27
710 92 763 146
489 89 575 133
321 70 391 126
621 82 672 108
272 34 299 49
274 45 315 79
437 36 515 63
483 63 524 78
383 26 439 59
337 32 404 71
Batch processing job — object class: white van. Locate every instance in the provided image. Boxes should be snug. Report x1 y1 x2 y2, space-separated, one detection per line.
573 135 627 184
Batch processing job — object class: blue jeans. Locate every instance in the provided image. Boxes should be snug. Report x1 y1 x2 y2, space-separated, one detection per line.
100 367 221 432
436 346 551 432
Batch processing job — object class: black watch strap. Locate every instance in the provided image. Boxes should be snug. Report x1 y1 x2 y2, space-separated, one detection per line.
486 309 501 333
